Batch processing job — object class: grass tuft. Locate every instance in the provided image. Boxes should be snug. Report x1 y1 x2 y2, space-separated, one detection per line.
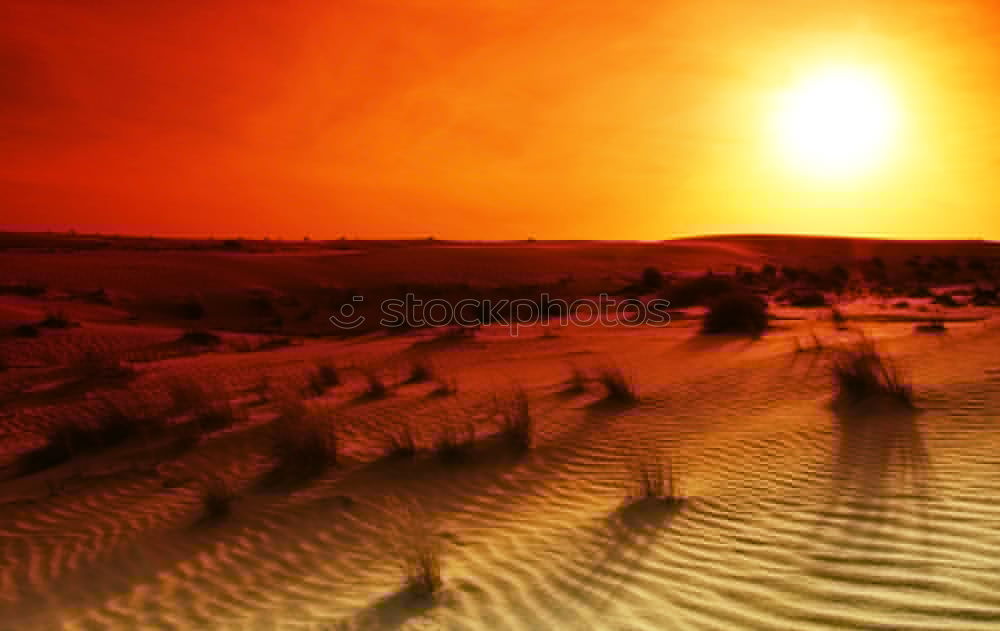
597 365 638 403
497 388 533 453
434 423 476 465
39 308 74 329
199 476 236 521
383 424 418 461
268 401 338 482
178 329 222 346
361 368 388 399
16 396 152 476
305 360 340 397
565 364 588 393
627 449 681 504
405 358 435 384
394 504 443 598
831 335 914 409
915 319 947 334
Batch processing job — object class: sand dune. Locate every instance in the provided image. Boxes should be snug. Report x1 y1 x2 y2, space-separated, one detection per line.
0 315 997 629
1 238 999 629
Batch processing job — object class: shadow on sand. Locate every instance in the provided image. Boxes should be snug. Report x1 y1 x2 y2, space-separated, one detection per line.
337 583 438 630
810 400 934 561
575 497 684 619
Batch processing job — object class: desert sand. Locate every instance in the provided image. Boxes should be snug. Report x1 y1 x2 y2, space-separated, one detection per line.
1 235 999 630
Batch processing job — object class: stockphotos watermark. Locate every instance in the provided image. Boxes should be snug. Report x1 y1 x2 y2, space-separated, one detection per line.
329 293 672 335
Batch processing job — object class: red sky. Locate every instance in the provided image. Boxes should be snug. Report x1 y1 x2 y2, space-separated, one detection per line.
2 1 999 239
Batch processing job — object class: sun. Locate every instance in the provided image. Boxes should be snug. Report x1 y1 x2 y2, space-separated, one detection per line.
773 65 900 180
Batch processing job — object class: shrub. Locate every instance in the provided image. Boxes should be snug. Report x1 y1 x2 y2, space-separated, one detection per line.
933 292 961 308
178 330 222 346
787 291 829 308
167 378 242 432
39 309 73 329
16 397 148 476
597 365 637 403
434 423 476 465
661 274 739 308
641 267 664 290
915 319 947 334
831 335 913 409
565 364 588 394
70 349 136 380
13 323 39 338
429 377 458 397
394 505 443 598
497 388 533 453
0 281 46 297
405 358 434 384
383 425 418 461
200 476 236 521
701 292 768 336
194 396 243 432
361 368 388 399
269 403 338 481
972 287 999 306
167 377 212 414
177 296 205 320
627 449 681 504
831 306 849 330
305 360 340 397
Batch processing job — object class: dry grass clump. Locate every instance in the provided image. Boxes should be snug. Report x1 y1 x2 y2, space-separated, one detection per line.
404 358 435 384
177 329 222 346
361 368 388 399
497 388 533 453
268 401 338 481
831 335 914 409
915 319 947 334
434 423 476 465
626 448 681 504
167 377 211 414
13 323 39 338
166 377 243 432
305 360 340 397
429 376 458 397
793 331 827 354
597 365 638 403
565 364 588 393
39 308 74 329
393 504 443 598
701 291 769 337
199 476 237 522
831 306 849 330
16 396 153 476
382 424 418 461
70 349 136 381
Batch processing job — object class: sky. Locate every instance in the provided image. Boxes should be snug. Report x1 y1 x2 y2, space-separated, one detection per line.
1 0 999 240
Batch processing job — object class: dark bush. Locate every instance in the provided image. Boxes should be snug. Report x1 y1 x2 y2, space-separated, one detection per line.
932 292 961 308
178 330 222 346
39 309 73 329
13 324 39 338
661 274 739 308
786 291 829 308
641 267 664 290
701 292 769 336
177 297 205 320
831 336 913 409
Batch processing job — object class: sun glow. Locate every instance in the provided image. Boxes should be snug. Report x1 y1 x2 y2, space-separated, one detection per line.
774 65 901 181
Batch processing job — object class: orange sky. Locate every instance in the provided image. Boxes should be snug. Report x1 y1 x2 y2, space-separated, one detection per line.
1 1 999 240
